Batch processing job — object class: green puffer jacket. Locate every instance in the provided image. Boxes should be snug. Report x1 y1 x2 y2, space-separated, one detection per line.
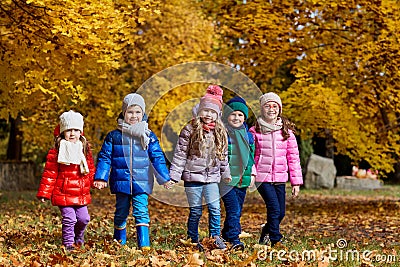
226 125 255 188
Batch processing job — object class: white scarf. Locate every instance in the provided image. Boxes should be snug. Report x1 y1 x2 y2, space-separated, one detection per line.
57 139 89 174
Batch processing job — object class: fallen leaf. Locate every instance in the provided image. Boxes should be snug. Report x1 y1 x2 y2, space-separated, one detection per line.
184 253 204 267
239 231 253 238
180 238 196 246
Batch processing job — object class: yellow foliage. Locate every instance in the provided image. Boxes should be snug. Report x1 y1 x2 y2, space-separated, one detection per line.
207 0 400 174
1 0 400 175
0 0 217 156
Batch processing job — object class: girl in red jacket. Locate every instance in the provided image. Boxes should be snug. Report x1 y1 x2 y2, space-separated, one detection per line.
249 92 303 247
37 110 95 251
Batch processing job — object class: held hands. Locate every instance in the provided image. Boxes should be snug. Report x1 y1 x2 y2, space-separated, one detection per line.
222 176 232 183
93 180 107 190
163 180 175 189
292 185 300 198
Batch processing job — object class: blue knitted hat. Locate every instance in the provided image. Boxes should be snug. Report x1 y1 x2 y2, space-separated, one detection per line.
224 96 249 119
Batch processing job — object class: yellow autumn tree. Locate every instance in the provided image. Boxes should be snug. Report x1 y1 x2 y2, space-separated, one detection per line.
202 0 400 174
284 0 400 174
0 0 220 159
4 0 399 176
0 0 163 159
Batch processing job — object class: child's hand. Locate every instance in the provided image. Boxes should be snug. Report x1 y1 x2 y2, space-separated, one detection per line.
248 175 257 192
94 180 107 190
222 177 232 183
292 185 300 198
163 180 175 189
39 198 47 203
250 175 256 188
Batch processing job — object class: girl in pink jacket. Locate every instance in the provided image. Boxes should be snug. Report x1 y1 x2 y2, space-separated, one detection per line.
249 92 303 247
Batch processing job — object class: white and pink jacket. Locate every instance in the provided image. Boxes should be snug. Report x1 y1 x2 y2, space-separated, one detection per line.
249 126 303 186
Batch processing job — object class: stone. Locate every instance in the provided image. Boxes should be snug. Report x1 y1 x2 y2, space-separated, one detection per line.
304 154 336 189
336 176 383 190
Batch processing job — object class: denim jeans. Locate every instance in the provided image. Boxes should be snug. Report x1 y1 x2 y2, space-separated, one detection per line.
114 193 150 229
256 182 286 243
185 182 221 242
59 205 90 246
219 183 247 242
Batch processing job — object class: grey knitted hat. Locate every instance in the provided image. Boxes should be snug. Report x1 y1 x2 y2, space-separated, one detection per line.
122 93 146 114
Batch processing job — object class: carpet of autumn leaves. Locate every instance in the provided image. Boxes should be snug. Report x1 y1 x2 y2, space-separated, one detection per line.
0 186 399 267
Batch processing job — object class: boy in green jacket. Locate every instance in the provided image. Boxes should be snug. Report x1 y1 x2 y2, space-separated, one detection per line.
220 96 255 250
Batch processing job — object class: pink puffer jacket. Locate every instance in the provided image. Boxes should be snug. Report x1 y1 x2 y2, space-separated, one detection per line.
249 126 303 186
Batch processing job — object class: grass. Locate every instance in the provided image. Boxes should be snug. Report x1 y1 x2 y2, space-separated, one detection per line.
301 184 400 198
0 185 399 266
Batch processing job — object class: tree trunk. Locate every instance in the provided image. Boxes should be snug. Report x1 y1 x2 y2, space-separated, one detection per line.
7 115 22 161
325 128 334 159
393 161 400 184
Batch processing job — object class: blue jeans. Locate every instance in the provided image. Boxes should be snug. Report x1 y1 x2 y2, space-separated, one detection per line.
256 183 286 243
185 182 221 242
114 193 150 229
220 183 247 243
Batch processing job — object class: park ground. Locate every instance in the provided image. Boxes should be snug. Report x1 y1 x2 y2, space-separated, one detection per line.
0 184 399 266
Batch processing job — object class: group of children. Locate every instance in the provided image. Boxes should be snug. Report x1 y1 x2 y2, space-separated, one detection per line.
36 85 303 252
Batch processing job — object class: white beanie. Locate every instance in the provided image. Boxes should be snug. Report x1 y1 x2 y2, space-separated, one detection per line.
259 92 282 114
122 93 146 114
59 110 84 133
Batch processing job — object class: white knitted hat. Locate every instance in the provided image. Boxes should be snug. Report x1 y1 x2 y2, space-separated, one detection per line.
259 92 282 114
59 110 84 133
122 93 146 114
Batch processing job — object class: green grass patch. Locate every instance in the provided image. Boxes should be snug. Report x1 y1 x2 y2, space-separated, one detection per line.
301 184 400 198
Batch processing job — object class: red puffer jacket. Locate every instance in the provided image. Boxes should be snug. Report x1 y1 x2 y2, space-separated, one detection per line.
37 147 95 206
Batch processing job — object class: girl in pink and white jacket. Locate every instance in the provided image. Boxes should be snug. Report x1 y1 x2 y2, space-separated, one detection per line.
249 92 303 247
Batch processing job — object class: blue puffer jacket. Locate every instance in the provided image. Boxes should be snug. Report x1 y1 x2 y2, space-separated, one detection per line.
94 129 170 195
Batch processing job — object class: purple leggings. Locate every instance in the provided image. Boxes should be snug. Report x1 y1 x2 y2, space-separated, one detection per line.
59 206 90 247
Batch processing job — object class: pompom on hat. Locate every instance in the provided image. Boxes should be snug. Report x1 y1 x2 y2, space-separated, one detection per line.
59 110 84 134
198 85 224 115
259 92 282 114
224 96 249 119
122 93 146 114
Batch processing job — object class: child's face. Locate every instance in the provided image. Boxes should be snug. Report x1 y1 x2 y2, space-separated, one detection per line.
199 108 218 124
64 129 81 143
262 101 280 122
124 105 143 125
227 111 245 128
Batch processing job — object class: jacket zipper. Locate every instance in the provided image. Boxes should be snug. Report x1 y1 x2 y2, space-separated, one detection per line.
271 131 275 182
239 150 243 187
130 137 133 194
205 133 211 182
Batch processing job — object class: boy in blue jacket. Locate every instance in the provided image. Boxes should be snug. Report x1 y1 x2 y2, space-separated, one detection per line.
94 93 173 249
